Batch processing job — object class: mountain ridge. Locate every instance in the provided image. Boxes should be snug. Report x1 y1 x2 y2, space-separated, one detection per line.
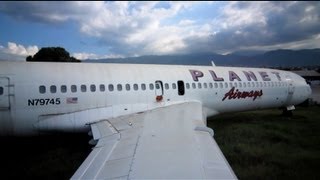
85 49 320 67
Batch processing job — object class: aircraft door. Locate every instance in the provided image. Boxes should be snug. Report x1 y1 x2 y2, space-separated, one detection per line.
288 83 295 95
177 80 185 96
0 78 9 109
155 81 163 96
155 81 163 101
286 75 295 104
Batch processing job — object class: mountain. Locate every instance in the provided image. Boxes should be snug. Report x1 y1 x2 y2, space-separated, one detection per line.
85 52 247 66
85 49 320 67
250 49 320 67
229 50 266 56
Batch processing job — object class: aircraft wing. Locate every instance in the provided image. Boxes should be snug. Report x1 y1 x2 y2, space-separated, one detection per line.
71 102 237 179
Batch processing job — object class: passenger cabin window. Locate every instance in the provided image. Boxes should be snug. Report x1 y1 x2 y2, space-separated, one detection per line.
126 84 130 91
141 84 146 90
172 83 177 89
71 85 77 93
90 84 96 92
39 85 46 94
177 81 185 95
50 85 57 93
133 84 138 91
149 83 154 90
81 85 87 92
192 83 196 89
214 83 218 88
203 83 207 89
186 83 190 89
165 83 169 90
155 83 160 89
209 83 213 88
117 84 122 91
198 83 202 89
61 85 67 93
0 87 3 95
108 84 114 91
100 84 105 92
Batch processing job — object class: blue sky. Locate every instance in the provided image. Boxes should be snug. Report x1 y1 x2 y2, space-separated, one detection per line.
0 1 319 61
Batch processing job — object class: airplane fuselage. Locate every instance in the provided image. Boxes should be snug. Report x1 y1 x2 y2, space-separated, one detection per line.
0 61 311 135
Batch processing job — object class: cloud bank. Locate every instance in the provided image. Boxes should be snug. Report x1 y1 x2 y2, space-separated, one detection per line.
0 42 38 61
0 1 319 58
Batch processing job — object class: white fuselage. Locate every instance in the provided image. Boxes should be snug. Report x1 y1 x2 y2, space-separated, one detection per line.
0 61 311 135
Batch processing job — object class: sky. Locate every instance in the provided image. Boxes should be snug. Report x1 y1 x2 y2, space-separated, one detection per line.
0 1 319 61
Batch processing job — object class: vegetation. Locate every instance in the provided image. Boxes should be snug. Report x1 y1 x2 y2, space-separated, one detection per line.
0 106 319 179
208 106 320 180
26 47 80 62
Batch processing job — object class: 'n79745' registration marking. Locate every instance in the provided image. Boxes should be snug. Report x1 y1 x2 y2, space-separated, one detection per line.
28 98 61 106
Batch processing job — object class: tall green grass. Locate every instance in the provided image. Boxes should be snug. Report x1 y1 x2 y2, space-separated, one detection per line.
208 106 320 180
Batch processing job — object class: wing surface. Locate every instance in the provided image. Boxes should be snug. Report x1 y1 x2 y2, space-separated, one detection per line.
71 102 237 179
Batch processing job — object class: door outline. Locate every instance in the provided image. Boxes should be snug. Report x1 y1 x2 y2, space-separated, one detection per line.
286 75 295 105
177 80 185 96
0 77 10 109
155 80 163 96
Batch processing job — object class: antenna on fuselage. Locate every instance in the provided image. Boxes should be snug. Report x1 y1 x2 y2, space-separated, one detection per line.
211 61 216 67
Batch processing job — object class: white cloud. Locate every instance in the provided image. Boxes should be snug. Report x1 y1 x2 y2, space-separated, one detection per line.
204 1 320 53
69 1 320 54
219 2 267 29
73 52 124 60
74 1 197 55
178 19 195 26
0 42 38 61
0 1 201 56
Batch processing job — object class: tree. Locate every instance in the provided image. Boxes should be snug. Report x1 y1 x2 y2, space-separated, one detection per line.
26 47 81 62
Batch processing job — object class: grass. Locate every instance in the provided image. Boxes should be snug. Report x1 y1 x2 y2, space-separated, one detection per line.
0 106 319 179
207 106 320 180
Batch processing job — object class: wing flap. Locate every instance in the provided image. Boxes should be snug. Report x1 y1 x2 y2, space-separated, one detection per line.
72 115 143 179
71 136 118 179
195 130 236 179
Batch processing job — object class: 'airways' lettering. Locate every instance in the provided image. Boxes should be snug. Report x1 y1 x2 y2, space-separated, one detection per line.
222 87 263 101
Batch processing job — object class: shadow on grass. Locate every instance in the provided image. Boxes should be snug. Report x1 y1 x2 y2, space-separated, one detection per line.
0 133 91 180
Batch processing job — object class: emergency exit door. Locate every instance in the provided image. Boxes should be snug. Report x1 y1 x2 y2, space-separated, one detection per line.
286 75 295 104
155 81 163 96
